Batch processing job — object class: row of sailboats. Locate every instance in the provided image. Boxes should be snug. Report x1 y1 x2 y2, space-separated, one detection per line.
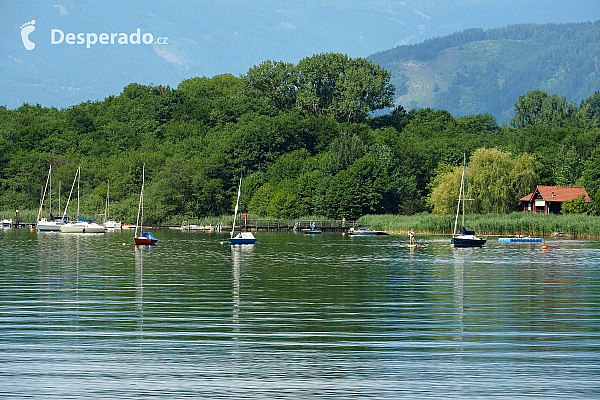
59 166 105 233
36 166 121 233
35 163 257 247
36 165 65 231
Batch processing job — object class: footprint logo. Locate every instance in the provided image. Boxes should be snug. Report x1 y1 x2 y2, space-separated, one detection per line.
20 20 36 50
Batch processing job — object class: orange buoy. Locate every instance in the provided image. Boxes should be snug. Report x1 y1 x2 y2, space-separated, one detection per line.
450 244 455 248
220 241 224 245
30 228 34 232
541 245 548 250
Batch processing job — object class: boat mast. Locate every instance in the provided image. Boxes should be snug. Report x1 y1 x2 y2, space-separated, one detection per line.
230 165 243 238
49 165 52 216
77 166 80 220
106 179 110 222
62 167 79 220
461 153 466 229
37 166 51 222
135 164 145 237
453 154 466 237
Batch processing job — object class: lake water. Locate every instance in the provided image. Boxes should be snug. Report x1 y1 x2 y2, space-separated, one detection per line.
1 228 599 398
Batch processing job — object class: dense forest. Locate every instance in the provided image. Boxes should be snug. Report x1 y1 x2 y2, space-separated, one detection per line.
1 52 600 224
368 21 600 122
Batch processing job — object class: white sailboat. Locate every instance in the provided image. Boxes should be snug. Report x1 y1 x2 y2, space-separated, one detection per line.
450 154 486 248
229 166 257 245
133 164 158 245
37 165 65 231
103 180 122 229
60 166 105 233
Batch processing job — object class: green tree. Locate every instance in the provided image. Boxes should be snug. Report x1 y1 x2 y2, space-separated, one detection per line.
561 195 591 214
429 148 537 215
510 90 577 128
295 53 395 123
243 60 297 111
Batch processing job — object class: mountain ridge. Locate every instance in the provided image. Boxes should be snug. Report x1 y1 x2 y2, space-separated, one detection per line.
369 21 600 122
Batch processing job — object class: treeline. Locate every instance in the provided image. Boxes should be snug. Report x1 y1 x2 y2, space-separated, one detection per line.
369 21 600 64
1 53 599 224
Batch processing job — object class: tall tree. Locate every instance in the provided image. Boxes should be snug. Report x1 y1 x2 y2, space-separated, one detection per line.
429 148 537 215
295 53 395 123
510 90 577 128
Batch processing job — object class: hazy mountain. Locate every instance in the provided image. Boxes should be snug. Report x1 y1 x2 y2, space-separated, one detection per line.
369 21 600 122
1 0 598 109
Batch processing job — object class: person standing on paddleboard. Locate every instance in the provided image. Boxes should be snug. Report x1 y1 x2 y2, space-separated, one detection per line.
409 229 415 246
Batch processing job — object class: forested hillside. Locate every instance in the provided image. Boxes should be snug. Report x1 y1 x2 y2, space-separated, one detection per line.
369 21 600 123
1 53 600 224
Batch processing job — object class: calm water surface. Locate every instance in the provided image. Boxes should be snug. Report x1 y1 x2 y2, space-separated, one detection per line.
1 228 599 398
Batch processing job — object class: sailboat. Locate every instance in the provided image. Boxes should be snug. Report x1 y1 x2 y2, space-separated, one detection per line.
60 166 106 233
450 154 486 248
103 180 122 229
229 166 257 245
37 165 65 231
133 164 158 245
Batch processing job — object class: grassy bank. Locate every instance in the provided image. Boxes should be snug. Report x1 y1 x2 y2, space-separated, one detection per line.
358 213 600 238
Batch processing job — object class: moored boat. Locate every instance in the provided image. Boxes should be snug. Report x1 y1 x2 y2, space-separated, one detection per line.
133 164 158 245
36 166 65 231
450 154 486 248
60 221 105 233
302 228 322 234
229 166 257 245
348 227 389 236
103 180 122 229
59 166 106 234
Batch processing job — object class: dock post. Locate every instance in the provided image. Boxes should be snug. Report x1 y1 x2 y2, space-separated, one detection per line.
14 210 20 228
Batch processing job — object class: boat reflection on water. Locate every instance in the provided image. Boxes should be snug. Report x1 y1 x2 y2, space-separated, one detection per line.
134 245 151 334
231 245 254 342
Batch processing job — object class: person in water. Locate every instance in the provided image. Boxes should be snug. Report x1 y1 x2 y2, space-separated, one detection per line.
409 229 415 246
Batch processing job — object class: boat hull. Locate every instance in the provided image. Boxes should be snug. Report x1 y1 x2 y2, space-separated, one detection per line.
37 221 63 231
229 238 257 244
349 230 389 236
451 236 486 247
103 221 122 229
60 223 105 233
134 231 158 245
134 237 158 245
302 229 322 234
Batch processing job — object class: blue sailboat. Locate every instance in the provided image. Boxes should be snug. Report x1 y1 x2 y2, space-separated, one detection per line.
450 154 486 248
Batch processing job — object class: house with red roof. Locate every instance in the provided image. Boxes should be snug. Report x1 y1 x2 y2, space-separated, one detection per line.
520 185 591 214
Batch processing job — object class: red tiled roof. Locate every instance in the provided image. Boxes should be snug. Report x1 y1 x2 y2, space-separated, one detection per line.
520 185 591 203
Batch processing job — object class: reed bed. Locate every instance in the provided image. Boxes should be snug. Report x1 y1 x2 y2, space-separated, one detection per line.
0 209 39 223
358 212 600 238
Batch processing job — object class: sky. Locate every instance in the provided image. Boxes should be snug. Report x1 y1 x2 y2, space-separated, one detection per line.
1 0 599 109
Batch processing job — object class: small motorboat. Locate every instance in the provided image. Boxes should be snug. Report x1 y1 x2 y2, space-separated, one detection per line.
348 227 389 236
302 228 322 234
